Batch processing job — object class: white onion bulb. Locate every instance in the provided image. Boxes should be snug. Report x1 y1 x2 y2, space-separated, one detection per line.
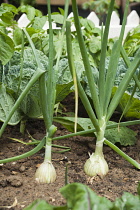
35 160 56 183
84 153 109 178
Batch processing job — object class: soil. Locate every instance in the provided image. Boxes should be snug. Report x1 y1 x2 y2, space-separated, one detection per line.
0 97 140 209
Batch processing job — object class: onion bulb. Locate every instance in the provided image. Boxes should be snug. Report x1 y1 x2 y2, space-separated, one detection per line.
84 153 109 178
35 160 56 183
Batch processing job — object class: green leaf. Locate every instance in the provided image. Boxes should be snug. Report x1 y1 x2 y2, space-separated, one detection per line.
60 183 113 210
80 18 95 31
24 199 67 210
105 121 137 146
51 14 64 24
21 85 42 118
1 47 48 119
58 8 65 16
0 3 18 14
104 57 140 119
19 5 36 21
55 82 73 103
0 30 14 65
13 27 23 46
54 117 137 145
0 3 18 24
112 57 140 98
26 6 36 21
123 25 140 56
35 9 42 17
0 86 21 125
23 199 53 210
53 117 95 133
57 58 85 85
0 12 14 24
89 36 101 54
113 192 140 210
32 16 47 29
112 87 140 119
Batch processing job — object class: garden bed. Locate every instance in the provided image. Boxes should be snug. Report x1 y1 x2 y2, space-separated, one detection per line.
0 2 140 209
0 98 140 209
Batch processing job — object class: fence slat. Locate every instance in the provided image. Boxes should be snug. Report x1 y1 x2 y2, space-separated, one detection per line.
87 11 99 26
110 11 120 26
42 21 58 30
18 14 30 28
127 10 140 25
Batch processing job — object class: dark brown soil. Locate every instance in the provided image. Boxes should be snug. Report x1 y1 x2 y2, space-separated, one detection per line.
0 99 140 209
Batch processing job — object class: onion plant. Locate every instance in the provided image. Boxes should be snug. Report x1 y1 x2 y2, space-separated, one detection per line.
65 0 140 178
0 0 70 183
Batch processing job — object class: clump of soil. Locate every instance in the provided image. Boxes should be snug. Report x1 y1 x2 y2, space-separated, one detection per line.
0 99 140 209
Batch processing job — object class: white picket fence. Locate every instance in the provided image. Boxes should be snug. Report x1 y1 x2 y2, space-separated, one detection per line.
18 10 140 39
